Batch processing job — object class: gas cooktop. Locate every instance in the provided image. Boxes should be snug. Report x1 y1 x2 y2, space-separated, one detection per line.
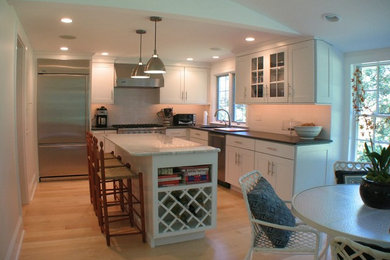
112 124 164 128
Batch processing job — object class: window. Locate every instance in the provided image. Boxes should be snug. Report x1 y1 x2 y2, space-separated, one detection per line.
352 62 390 161
216 73 246 123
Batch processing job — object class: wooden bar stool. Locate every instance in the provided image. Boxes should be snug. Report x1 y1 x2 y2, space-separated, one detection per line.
94 141 146 246
87 132 125 215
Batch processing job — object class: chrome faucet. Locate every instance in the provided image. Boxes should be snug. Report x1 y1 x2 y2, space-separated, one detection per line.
214 109 231 127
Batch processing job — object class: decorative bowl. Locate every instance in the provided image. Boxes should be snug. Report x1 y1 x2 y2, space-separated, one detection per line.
294 126 322 139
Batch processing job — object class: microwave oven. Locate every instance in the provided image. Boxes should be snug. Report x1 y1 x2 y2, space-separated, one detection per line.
173 114 196 126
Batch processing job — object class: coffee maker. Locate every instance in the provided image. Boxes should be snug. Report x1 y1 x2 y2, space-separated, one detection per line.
96 106 108 127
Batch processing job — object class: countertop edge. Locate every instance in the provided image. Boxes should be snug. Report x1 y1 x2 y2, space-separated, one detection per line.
189 126 332 145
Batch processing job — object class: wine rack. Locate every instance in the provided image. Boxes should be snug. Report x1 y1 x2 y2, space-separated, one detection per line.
157 186 212 234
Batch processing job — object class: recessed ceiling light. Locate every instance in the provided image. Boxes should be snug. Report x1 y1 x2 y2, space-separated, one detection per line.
61 17 72 24
322 13 340 22
245 37 255 42
212 56 220 59
101 52 109 56
59 35 76 40
60 47 69 51
186 57 194 61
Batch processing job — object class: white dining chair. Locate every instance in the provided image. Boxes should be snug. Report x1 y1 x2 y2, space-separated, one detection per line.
239 170 326 260
331 236 390 260
333 161 371 184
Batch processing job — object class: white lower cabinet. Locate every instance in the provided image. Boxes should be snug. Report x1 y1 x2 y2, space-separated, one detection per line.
254 152 294 201
254 139 329 200
189 129 208 145
166 128 189 140
225 136 255 189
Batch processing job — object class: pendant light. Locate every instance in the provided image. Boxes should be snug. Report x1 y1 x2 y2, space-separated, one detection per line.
145 16 166 74
131 29 150 78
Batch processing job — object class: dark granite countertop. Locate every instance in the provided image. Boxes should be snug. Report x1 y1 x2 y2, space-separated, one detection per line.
91 126 117 131
190 126 332 145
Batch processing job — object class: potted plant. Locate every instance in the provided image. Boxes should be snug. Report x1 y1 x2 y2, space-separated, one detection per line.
352 68 390 209
360 143 390 209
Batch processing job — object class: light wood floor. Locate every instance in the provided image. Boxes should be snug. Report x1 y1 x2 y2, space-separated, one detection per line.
20 180 318 260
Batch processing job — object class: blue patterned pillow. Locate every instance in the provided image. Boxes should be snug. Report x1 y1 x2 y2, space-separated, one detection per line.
247 177 296 248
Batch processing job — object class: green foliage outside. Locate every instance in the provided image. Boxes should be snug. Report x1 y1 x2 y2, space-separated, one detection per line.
353 64 390 163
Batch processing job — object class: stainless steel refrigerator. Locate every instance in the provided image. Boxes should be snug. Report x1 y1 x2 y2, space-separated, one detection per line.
37 59 89 179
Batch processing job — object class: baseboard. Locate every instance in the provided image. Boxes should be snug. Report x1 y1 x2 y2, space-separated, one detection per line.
5 216 24 260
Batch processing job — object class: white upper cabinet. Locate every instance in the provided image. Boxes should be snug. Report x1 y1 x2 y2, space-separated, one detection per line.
160 66 184 104
91 62 115 104
184 67 208 104
235 55 251 103
235 39 332 104
288 39 332 104
160 66 208 104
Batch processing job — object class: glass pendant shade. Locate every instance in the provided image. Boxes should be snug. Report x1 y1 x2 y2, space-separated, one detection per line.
145 16 166 74
131 29 150 79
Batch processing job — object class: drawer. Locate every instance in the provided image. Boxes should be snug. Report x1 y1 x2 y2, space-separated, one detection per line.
104 130 117 134
226 135 255 150
189 129 208 141
166 128 188 137
255 140 295 159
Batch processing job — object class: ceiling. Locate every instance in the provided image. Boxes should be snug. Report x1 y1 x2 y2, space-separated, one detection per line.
10 0 390 64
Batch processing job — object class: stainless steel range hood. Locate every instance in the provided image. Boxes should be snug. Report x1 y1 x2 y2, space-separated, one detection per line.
114 63 164 88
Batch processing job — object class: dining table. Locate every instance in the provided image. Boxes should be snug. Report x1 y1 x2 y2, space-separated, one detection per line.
292 184 390 249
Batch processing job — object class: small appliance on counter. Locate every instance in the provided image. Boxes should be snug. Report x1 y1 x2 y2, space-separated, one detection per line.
173 114 196 126
157 107 173 126
96 106 108 128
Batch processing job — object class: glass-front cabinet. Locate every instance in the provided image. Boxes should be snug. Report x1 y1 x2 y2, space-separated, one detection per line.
246 48 287 103
268 51 287 102
250 55 266 102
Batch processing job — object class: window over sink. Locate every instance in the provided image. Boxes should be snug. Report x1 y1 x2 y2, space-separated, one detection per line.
216 73 246 123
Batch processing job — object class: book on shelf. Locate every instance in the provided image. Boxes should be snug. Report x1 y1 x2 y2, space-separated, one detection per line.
181 165 210 176
158 174 182 187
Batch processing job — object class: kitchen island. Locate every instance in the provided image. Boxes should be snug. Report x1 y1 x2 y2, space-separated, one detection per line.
105 134 219 247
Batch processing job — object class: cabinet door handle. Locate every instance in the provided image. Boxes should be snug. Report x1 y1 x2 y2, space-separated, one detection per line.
235 152 238 165
234 141 243 145
266 147 277 151
237 153 240 165
267 160 271 175
186 91 188 101
271 161 275 175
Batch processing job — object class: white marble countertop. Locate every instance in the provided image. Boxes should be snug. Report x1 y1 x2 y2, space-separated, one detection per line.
105 134 220 156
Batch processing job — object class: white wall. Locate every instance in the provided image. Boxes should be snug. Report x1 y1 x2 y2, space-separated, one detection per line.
327 46 345 183
0 0 36 259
